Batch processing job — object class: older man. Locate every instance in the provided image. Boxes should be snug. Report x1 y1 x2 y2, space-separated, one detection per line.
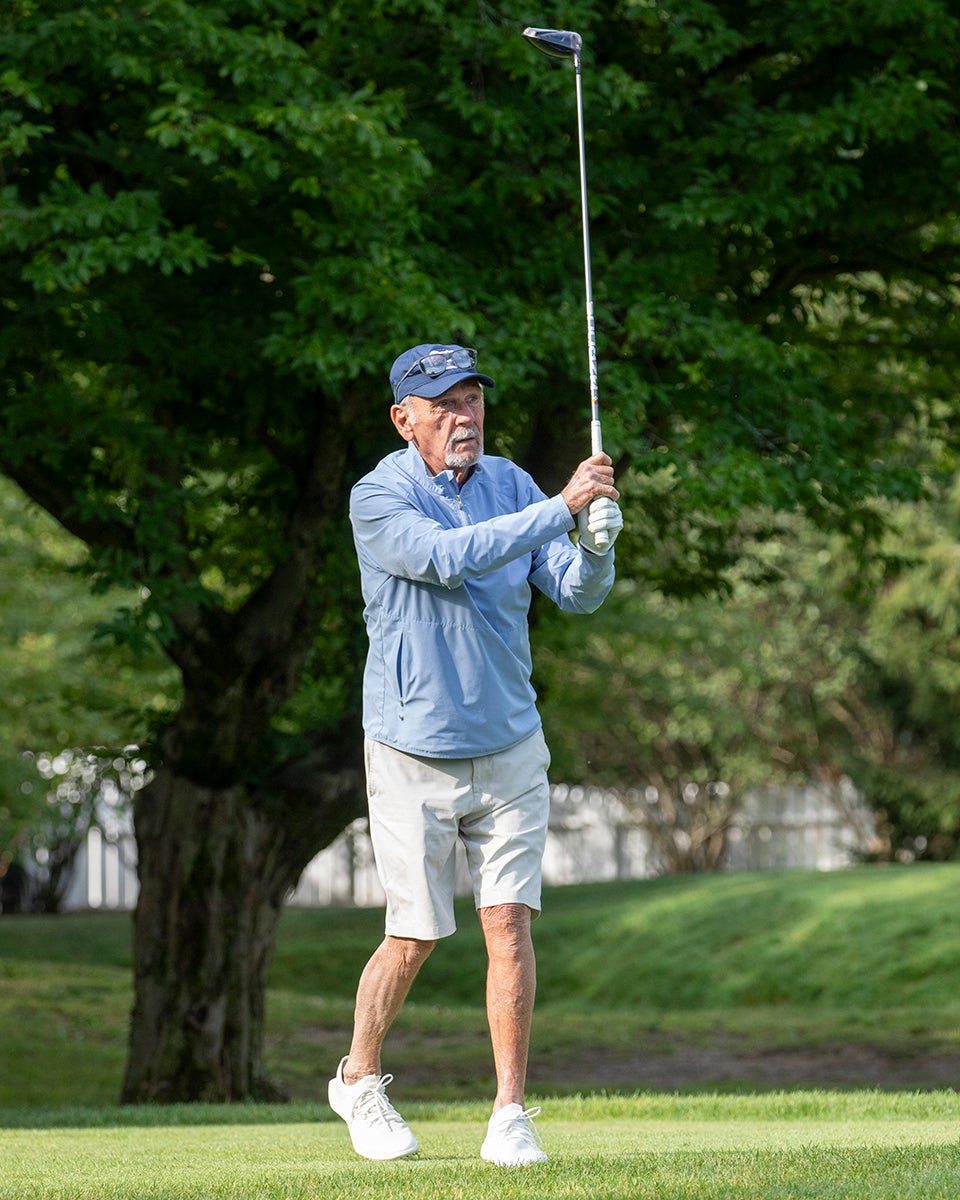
328 343 622 1166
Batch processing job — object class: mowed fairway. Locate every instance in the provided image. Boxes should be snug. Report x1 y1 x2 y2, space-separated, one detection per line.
3 1093 960 1200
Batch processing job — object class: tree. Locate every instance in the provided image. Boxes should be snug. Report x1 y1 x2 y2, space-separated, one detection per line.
534 516 883 868
536 490 960 868
0 476 175 901
13 747 150 913
2 0 959 1100
855 483 960 860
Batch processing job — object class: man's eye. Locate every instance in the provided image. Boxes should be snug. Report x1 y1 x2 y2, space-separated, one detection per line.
434 395 481 412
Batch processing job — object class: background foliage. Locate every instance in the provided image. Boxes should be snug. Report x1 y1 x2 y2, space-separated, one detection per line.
3 0 960 867
3 0 960 1103
0 477 172 903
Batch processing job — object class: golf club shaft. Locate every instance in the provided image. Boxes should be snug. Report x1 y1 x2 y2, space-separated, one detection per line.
574 50 609 545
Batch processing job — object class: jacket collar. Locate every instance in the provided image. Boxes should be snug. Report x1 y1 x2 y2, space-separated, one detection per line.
401 443 484 493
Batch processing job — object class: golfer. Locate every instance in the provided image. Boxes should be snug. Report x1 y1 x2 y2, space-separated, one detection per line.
329 343 623 1166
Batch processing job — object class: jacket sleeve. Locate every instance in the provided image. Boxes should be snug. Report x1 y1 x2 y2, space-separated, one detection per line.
529 533 616 614
350 477 576 590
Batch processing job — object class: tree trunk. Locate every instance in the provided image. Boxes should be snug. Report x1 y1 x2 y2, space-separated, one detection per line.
117 430 360 1102
121 746 362 1103
121 769 283 1101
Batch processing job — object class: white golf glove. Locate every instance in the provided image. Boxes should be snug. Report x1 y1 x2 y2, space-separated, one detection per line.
577 496 623 555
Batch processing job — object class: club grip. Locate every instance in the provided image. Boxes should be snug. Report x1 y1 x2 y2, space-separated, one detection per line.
590 420 609 547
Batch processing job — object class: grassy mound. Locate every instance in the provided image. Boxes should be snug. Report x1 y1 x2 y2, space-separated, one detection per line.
1 865 958 1106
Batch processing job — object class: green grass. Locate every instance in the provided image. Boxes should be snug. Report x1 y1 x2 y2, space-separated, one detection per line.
2 865 960 1106
3 866 960 1197
2 1093 960 1199
270 863 960 1011
256 863 960 1100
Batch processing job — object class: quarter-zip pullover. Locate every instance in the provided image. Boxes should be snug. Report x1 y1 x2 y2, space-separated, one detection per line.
350 444 616 758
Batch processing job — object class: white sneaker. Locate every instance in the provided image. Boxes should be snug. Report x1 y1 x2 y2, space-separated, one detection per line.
480 1103 548 1166
327 1057 419 1160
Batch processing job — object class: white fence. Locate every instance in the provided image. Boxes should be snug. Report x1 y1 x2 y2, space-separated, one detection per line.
60 779 877 912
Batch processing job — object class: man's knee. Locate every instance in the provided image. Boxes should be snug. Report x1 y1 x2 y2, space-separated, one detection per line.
478 903 533 950
384 934 437 973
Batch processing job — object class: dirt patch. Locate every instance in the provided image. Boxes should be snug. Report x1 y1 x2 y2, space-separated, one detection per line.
527 1042 960 1091
283 1023 960 1096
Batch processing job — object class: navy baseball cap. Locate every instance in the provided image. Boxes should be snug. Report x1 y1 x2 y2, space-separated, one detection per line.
390 343 496 403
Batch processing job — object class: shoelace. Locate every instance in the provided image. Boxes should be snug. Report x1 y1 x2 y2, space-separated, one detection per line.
499 1105 545 1149
352 1075 406 1129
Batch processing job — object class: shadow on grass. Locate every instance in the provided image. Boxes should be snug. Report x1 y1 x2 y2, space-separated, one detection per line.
0 1102 333 1131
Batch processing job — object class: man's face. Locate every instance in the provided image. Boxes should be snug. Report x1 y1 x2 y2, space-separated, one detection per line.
391 379 485 483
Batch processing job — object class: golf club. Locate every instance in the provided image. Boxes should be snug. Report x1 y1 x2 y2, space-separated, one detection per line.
522 26 608 545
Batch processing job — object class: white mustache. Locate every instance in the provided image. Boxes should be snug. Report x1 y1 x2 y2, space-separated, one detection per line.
450 426 481 446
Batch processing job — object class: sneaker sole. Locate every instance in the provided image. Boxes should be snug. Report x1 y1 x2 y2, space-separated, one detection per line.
480 1146 548 1167
351 1138 419 1161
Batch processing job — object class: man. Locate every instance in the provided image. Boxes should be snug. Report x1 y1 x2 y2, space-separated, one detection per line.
329 343 623 1166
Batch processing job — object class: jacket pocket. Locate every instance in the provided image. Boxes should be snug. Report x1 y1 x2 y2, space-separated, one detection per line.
395 632 406 720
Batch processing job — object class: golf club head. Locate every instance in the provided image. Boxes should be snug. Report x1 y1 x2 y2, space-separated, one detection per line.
522 27 582 60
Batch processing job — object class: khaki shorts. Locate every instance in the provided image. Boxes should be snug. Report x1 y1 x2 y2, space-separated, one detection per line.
364 731 551 939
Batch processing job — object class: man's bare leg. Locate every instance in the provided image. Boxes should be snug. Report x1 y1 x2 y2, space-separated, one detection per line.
478 903 536 1111
342 935 436 1083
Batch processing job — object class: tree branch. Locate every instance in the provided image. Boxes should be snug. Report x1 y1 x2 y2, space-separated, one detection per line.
0 457 137 554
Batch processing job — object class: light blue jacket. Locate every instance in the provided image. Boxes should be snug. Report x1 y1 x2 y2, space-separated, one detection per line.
349 444 616 758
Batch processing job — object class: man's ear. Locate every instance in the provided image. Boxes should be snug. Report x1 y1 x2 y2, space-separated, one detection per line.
390 402 417 443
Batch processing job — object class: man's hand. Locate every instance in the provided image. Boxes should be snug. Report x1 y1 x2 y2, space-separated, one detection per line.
561 453 622 554
560 452 619 516
578 496 623 555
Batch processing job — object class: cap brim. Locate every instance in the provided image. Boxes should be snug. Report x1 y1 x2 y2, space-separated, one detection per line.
398 370 496 401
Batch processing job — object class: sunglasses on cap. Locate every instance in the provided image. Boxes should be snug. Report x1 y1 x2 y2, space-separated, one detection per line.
393 347 478 398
